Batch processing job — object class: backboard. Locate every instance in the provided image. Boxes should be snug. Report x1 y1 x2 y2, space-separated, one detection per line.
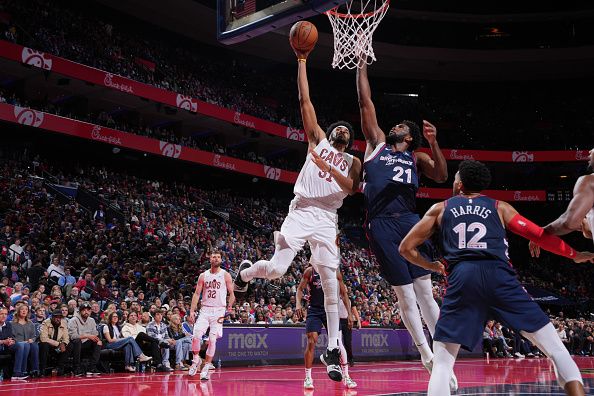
217 0 345 44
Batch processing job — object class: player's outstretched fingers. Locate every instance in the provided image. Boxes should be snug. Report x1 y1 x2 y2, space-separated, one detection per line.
528 241 541 258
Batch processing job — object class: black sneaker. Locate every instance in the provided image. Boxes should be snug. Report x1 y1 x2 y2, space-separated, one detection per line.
233 260 252 293
320 348 342 382
74 370 85 377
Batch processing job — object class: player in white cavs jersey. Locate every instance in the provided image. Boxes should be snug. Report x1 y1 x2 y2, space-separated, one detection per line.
188 251 235 379
530 147 594 255
234 43 362 382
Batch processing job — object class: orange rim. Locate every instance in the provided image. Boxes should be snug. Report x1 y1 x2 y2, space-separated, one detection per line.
325 0 389 19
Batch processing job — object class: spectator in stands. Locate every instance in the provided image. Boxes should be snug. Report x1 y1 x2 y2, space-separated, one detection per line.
67 301 101 376
58 266 76 288
47 257 66 281
558 322 570 351
27 260 46 292
121 311 166 371
167 313 191 371
11 304 40 379
0 307 16 375
39 309 73 376
146 309 174 371
483 320 505 358
5 264 19 285
493 322 513 357
93 204 105 223
8 239 23 264
9 282 23 304
76 272 96 300
103 311 153 372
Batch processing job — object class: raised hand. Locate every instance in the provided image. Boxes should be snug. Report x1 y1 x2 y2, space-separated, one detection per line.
573 251 594 263
422 120 438 145
529 241 541 258
309 149 330 173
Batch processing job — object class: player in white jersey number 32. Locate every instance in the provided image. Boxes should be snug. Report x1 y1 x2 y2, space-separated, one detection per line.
188 251 235 379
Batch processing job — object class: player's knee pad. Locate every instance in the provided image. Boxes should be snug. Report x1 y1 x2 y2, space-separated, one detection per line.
206 335 217 357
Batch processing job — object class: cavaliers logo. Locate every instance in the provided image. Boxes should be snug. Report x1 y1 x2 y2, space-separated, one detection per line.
21 48 53 70
264 166 281 180
512 151 534 162
14 106 44 127
175 94 198 113
159 141 182 158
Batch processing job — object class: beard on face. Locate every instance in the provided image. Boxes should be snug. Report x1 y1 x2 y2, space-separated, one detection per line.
386 131 407 146
330 129 349 146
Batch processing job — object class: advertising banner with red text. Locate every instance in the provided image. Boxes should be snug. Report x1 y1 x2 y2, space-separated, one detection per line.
0 40 589 163
0 103 548 201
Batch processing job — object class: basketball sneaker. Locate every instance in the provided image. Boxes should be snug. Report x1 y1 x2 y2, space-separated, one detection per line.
320 348 343 381
204 363 216 371
423 359 458 392
303 377 314 389
343 376 357 389
188 356 202 377
200 367 210 380
233 260 252 293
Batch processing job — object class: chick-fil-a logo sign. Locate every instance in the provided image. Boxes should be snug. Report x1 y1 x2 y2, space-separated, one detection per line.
286 127 305 142
14 106 44 127
159 141 182 158
264 166 281 180
576 150 589 161
91 125 122 146
176 94 198 113
104 73 134 94
512 151 534 162
449 150 474 160
21 48 53 70
213 154 236 171
513 191 540 201
233 112 256 129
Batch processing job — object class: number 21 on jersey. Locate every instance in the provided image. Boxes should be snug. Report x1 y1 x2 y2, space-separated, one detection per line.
393 166 412 184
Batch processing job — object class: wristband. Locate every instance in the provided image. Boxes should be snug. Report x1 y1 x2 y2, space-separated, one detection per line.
298 58 306 63
328 165 333 175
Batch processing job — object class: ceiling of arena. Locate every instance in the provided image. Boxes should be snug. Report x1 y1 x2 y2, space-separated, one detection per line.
96 0 594 80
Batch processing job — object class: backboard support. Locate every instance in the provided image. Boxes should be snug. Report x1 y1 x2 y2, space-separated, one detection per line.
217 0 345 44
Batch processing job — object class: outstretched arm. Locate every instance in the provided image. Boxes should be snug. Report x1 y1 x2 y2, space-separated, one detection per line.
189 273 204 320
399 203 446 274
296 53 326 150
543 175 594 235
498 200 594 263
310 151 362 195
356 61 385 158
415 120 448 183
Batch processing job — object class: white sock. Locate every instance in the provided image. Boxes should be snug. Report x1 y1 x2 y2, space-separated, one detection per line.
241 246 295 282
393 284 433 364
317 265 340 350
305 368 312 379
413 275 440 337
341 364 349 378
428 341 459 396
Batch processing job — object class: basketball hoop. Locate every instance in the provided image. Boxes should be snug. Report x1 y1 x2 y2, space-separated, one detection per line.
325 0 390 70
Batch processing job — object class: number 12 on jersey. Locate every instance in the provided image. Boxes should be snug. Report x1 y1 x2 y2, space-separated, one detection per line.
453 222 488 249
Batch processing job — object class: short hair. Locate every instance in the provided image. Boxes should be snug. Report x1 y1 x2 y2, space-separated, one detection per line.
458 160 491 192
401 120 421 151
326 121 355 150
210 250 222 257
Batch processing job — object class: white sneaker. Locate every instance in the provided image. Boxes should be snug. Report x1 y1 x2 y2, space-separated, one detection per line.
343 376 357 389
303 377 314 389
200 369 209 380
423 359 458 392
514 352 525 358
188 361 200 377
138 354 153 363
205 363 216 371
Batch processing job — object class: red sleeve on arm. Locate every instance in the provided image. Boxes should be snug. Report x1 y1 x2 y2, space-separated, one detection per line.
507 214 576 259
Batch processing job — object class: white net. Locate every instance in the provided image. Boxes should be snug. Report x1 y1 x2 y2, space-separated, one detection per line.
325 0 390 70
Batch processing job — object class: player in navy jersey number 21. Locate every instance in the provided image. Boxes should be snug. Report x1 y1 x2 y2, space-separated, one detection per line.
400 160 594 396
356 56 456 389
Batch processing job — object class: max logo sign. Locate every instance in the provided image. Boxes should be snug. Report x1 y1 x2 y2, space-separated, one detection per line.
228 333 268 349
361 334 389 348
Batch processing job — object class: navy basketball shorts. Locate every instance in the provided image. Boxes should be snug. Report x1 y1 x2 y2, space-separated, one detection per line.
367 214 432 286
306 306 327 334
434 260 551 351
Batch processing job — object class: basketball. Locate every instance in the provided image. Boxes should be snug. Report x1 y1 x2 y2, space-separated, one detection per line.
289 21 318 52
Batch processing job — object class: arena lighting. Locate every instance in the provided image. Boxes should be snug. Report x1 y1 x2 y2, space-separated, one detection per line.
559 175 568 178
